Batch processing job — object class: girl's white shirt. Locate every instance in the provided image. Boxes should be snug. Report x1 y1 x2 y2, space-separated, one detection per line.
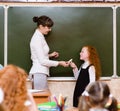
73 61 95 83
29 29 59 76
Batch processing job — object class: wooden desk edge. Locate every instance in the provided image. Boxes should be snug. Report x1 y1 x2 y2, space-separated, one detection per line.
32 90 51 97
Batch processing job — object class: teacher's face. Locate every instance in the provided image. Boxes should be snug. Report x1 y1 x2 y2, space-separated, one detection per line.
39 25 52 35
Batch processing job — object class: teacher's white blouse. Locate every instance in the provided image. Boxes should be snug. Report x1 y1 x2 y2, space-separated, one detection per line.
29 29 59 76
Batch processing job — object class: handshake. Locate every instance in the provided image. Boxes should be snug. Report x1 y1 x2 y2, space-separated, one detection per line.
59 59 77 69
50 52 77 68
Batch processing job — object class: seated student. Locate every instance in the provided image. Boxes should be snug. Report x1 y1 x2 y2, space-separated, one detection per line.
78 81 118 111
0 64 38 111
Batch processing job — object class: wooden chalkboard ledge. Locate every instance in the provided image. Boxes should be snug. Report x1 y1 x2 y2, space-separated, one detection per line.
47 77 114 82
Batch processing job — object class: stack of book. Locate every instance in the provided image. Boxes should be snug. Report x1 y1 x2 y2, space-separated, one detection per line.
38 101 59 111
37 94 67 111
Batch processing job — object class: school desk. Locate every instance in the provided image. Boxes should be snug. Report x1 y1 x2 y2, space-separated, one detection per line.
32 90 51 104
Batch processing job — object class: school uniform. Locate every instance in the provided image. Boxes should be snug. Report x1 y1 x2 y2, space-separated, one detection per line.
73 61 95 107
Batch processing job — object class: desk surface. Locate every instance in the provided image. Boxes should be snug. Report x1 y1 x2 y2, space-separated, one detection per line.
32 90 51 97
32 90 51 104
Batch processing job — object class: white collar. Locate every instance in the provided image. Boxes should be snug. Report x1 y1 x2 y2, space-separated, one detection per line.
36 29 44 38
82 61 90 68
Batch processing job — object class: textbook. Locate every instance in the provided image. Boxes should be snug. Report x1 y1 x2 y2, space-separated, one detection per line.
37 94 67 111
37 102 59 111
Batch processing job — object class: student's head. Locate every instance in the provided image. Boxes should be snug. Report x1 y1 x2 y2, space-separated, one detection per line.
80 45 98 62
33 15 54 35
78 81 117 111
85 81 110 107
80 45 101 80
80 46 90 61
0 64 28 111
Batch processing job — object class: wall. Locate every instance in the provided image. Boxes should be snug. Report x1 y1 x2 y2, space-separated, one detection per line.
27 78 120 107
48 78 120 107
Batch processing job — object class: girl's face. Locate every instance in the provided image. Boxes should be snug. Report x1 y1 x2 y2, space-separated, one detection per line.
80 47 89 61
39 25 52 35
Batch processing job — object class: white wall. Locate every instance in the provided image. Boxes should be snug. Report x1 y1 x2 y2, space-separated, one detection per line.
27 77 120 107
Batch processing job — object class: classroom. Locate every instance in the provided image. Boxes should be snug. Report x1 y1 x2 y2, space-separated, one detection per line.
0 1 120 110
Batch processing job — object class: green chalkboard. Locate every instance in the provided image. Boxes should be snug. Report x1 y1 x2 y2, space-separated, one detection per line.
117 7 120 76
8 7 113 77
0 6 4 66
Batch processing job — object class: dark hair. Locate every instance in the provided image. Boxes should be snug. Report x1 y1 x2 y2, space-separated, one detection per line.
86 81 110 107
79 81 118 111
33 15 54 27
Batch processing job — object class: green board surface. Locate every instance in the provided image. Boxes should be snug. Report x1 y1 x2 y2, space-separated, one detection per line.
8 7 113 77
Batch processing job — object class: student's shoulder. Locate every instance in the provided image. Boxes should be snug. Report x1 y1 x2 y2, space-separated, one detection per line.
89 65 95 72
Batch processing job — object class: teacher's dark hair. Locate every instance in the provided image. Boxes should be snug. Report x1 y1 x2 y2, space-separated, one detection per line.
33 15 54 27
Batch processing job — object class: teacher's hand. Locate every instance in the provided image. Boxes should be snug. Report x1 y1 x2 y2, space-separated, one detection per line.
49 51 59 58
59 61 69 67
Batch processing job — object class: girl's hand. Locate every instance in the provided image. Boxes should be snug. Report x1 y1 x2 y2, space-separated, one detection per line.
69 62 77 69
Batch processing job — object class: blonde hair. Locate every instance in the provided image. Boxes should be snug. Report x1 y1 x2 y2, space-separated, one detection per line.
0 64 29 111
83 45 101 80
